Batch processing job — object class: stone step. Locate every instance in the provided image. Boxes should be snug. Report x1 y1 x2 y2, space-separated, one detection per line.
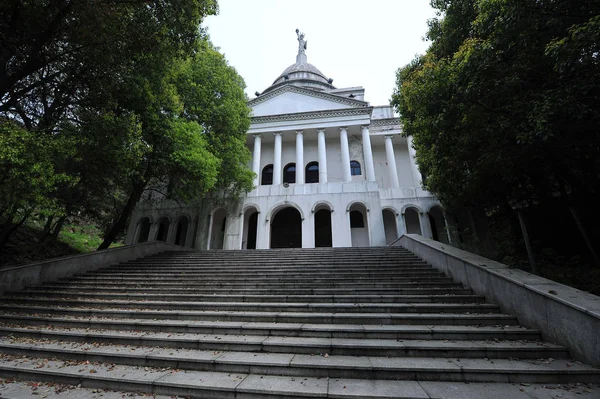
0 339 595 383
6 291 485 304
27 286 473 295
5 355 598 399
0 306 519 325
0 299 499 314
89 269 440 277
0 329 568 358
0 316 540 340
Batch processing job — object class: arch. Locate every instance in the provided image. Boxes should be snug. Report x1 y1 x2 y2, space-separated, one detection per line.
382 208 398 245
266 201 305 223
283 162 296 184
270 207 302 248
209 208 227 249
261 164 273 185
404 207 422 235
242 206 259 250
305 161 319 184
136 217 151 243
401 203 425 214
174 215 190 246
155 216 170 242
346 201 369 213
242 203 262 215
311 200 334 214
428 205 449 243
348 202 370 247
314 208 332 247
426 203 445 213
350 160 361 176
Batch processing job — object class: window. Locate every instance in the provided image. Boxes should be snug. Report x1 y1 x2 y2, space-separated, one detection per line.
350 160 361 176
350 210 365 228
305 161 319 183
283 163 296 184
261 164 273 185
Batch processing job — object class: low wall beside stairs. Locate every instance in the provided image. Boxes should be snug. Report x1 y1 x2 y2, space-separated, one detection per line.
0 242 191 296
393 234 600 367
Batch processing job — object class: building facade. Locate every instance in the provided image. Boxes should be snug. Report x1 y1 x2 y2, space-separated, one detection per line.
125 31 452 250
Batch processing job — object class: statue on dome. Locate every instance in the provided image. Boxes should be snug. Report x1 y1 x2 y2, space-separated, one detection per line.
296 29 307 55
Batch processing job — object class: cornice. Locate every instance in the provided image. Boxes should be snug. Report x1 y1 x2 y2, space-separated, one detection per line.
370 117 402 127
251 107 373 125
248 85 369 108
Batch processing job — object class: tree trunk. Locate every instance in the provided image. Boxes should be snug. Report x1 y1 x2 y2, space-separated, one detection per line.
38 215 55 243
50 215 67 240
517 210 538 274
569 206 600 268
0 211 29 248
98 181 146 250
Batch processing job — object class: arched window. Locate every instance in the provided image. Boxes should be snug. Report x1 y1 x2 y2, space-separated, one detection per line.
283 163 296 184
305 161 319 184
350 160 361 176
261 164 273 185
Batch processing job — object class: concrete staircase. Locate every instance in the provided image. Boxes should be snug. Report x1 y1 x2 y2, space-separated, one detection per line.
0 247 598 398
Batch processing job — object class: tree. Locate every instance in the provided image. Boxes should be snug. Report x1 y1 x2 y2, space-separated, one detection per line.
392 0 600 266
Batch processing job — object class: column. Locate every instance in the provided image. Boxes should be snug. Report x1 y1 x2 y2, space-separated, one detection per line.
296 131 304 184
407 135 423 186
384 135 400 188
361 126 376 181
317 128 328 183
252 134 262 187
273 132 282 185
442 210 453 245
339 127 352 182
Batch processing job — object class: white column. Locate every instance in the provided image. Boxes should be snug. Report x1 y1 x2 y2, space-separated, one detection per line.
407 135 423 186
252 134 262 187
339 127 352 182
296 131 304 184
317 128 328 184
273 132 282 185
384 135 400 188
361 126 376 182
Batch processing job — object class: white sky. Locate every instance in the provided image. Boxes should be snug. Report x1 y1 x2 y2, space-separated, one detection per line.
203 1 436 106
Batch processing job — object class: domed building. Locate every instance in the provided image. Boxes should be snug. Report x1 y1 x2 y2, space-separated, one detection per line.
125 31 450 249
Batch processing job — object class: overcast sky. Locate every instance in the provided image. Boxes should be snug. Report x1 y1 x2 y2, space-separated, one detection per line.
203 1 436 106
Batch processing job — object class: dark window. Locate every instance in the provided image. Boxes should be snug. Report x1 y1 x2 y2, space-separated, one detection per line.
283 163 296 184
350 160 361 176
350 210 365 228
261 164 273 185
305 161 319 183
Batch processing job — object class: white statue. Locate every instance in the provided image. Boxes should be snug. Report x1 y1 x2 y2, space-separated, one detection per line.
296 29 307 55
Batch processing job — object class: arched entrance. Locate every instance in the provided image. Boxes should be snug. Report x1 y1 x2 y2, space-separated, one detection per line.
404 207 422 235
314 208 332 247
137 217 151 243
271 207 302 248
210 208 227 249
174 216 189 246
349 203 369 247
429 206 449 243
156 217 169 242
242 207 259 249
382 209 398 244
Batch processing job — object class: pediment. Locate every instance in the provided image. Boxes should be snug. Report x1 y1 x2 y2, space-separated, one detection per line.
249 86 368 117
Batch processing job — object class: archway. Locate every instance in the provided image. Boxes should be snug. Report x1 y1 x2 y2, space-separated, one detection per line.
349 203 369 247
137 217 151 243
382 209 398 245
429 206 449 243
270 207 302 248
242 207 259 249
404 207 422 235
314 208 332 247
210 208 227 249
174 216 189 246
156 217 169 242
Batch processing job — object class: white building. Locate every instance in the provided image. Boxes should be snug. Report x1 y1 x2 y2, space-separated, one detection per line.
125 31 451 250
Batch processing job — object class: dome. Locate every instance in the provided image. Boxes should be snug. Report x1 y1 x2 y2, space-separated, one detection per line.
260 30 336 95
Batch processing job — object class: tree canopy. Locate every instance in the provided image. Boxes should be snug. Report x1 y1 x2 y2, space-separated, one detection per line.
392 0 600 266
0 0 253 251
